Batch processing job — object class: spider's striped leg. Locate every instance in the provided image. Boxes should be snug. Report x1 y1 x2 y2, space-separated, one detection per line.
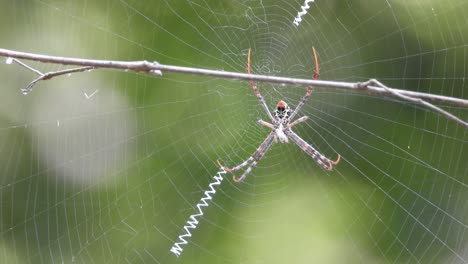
285 129 340 171
217 157 253 173
247 48 275 122
286 116 308 129
233 133 275 182
217 132 276 182
288 47 319 121
233 160 258 183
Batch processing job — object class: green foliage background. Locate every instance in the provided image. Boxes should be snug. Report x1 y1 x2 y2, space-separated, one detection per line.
0 0 467 263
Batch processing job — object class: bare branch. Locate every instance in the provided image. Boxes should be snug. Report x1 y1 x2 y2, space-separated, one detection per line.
0 48 466 127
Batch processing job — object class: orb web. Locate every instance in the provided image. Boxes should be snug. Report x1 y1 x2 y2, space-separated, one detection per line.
0 0 467 263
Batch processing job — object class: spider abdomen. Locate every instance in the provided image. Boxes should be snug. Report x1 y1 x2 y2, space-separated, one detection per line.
274 124 289 143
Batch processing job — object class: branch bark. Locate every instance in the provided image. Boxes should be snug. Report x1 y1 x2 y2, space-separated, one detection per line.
0 48 466 127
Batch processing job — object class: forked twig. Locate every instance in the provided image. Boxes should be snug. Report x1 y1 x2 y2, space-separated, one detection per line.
361 79 468 127
8 57 95 94
0 48 466 127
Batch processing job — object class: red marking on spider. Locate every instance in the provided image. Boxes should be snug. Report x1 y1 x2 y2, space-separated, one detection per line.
277 100 287 108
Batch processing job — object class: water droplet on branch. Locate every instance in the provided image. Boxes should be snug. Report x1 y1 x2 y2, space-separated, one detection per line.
5 57 13 64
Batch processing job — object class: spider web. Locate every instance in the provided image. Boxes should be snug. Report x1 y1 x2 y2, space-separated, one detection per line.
0 0 467 263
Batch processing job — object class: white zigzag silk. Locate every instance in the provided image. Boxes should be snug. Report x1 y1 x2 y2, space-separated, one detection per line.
293 0 315 26
170 169 226 257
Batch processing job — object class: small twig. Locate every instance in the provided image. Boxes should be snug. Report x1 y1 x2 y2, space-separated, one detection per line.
362 79 468 127
9 58 43 75
0 48 467 127
23 64 94 94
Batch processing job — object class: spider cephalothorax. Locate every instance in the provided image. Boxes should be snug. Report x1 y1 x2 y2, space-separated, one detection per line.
273 100 291 143
217 48 340 182
274 100 291 120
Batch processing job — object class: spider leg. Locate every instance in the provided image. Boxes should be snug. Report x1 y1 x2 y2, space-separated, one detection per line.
217 132 275 182
217 158 252 173
285 129 340 171
288 47 320 121
257 119 274 129
286 116 308 129
233 160 258 183
248 48 275 122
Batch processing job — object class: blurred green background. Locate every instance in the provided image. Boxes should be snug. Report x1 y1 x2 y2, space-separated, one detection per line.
0 0 467 263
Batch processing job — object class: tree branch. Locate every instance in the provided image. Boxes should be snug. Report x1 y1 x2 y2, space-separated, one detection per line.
0 48 466 127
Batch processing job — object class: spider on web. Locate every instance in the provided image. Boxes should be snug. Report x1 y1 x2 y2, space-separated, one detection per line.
217 48 341 183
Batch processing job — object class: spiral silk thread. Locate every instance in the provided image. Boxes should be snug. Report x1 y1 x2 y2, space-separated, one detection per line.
293 0 315 26
170 169 226 257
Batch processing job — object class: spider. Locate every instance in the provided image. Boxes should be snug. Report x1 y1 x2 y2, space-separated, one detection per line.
217 48 340 183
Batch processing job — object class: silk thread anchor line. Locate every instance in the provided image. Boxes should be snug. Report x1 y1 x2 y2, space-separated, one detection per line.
293 0 315 27
170 169 226 257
